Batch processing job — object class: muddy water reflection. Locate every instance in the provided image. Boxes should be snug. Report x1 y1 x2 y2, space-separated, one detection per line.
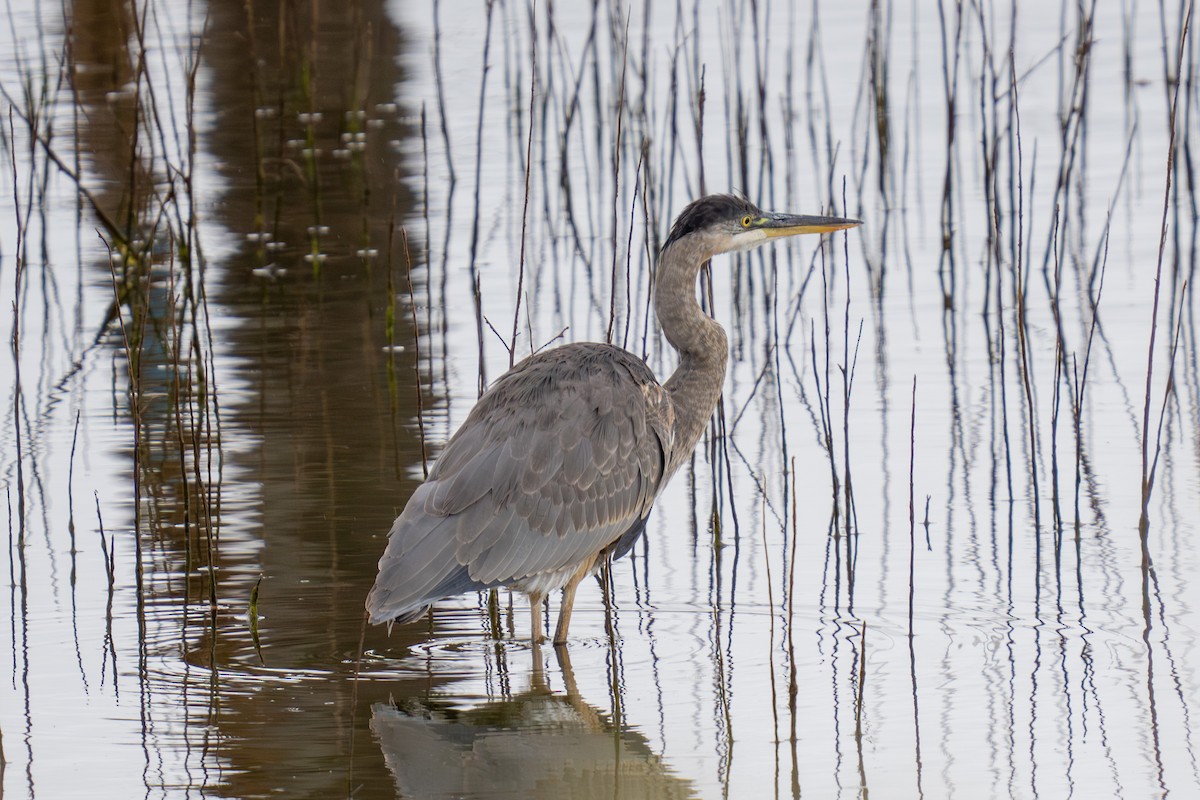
189 1 427 796
2 0 1200 799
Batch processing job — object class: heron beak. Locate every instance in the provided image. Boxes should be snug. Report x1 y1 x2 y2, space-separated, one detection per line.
759 213 861 238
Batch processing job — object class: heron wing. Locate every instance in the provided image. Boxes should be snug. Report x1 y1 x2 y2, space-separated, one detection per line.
367 343 674 624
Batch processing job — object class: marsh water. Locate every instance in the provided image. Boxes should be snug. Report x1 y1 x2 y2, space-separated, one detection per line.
3 1 1199 798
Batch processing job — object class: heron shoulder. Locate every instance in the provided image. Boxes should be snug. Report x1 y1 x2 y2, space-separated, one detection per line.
456 343 673 443
502 342 663 396
427 341 676 515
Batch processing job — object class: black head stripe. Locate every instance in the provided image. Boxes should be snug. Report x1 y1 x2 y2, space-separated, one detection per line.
663 194 762 250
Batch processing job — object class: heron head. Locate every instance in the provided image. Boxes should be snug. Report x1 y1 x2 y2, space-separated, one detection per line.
663 194 860 257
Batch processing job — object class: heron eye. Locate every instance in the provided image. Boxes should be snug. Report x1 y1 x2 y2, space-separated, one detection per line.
741 215 753 227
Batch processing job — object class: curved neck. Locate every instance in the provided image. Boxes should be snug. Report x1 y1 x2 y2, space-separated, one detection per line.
655 238 729 477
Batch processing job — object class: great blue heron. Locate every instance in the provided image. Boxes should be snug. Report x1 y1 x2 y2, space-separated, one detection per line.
367 194 860 645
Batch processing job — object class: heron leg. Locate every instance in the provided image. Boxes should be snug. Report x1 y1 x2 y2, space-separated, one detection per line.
553 554 599 646
529 591 546 644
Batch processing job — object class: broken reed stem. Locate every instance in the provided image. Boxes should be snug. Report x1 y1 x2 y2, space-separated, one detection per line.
431 0 456 186
622 152 644 351
468 0 497 396
68 410 80 557
606 11 631 346
1074 217 1110 536
1143 286 1190 520
813 244 841 525
760 496 780 744
855 620 868 736
401 226 429 478
1140 2 1192 534
513 28 536 367
908 375 916 638
1051 264 1064 551
936 0 964 310
839 183 859 604
1011 126 1041 537
786 458 800 745
104 239 146 595
168 251 195 602
7 110 28 543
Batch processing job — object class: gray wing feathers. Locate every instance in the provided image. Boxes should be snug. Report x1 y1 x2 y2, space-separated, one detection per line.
369 496 463 624
367 344 674 625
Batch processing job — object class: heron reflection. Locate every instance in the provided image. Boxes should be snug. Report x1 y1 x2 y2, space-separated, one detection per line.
371 645 697 799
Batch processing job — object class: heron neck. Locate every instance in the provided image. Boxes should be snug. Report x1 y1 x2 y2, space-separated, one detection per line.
655 238 729 476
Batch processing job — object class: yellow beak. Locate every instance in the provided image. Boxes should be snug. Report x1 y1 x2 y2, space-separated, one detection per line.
759 213 862 238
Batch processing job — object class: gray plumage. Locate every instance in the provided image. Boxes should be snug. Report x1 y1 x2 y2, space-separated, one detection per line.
367 194 860 644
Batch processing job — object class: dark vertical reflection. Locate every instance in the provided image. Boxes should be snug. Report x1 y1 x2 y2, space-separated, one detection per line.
161 0 421 795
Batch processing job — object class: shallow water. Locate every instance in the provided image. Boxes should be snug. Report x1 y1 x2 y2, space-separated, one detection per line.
2 1 1199 798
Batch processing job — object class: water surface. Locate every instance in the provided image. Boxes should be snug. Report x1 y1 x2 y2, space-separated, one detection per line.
2 1 1198 798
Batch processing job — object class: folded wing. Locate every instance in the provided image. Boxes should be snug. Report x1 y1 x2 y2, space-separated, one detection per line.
367 343 674 625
